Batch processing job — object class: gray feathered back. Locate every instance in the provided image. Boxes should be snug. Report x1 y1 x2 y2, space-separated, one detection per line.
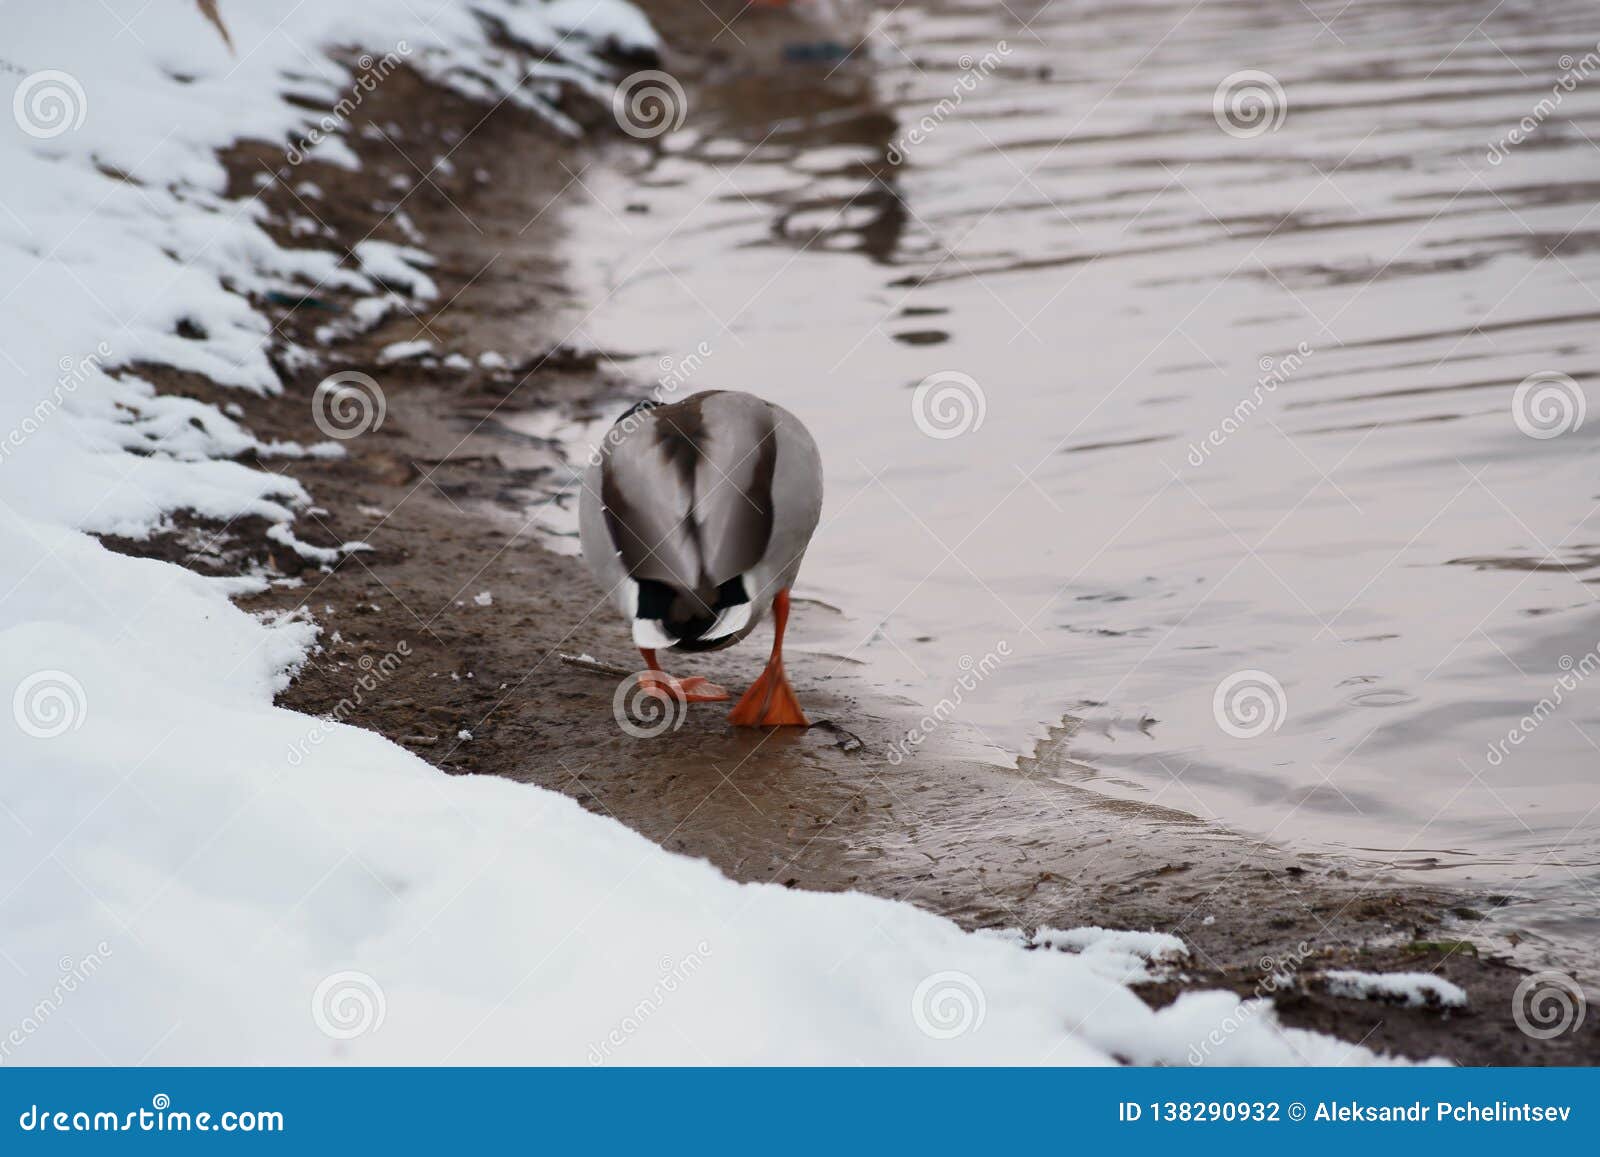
599 391 779 597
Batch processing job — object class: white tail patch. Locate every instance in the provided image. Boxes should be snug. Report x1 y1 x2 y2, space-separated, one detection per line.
632 618 677 649
703 600 752 641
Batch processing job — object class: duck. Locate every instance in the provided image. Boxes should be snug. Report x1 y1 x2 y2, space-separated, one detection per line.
579 390 824 727
745 0 874 64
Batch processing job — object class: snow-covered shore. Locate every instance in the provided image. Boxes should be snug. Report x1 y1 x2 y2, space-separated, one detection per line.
1 1 1406 1065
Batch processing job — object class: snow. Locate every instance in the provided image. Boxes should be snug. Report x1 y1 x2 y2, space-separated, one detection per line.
1318 971 1470 1010
0 2 1420 1066
1031 926 1189 984
354 241 439 301
378 338 436 363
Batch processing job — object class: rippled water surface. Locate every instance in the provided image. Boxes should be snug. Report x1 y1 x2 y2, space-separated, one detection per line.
541 0 1600 961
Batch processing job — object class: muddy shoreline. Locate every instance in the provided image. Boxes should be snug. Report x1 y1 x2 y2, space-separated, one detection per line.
105 2 1594 1065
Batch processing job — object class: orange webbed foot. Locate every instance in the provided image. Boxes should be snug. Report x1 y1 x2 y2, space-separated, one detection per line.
639 671 730 703
728 662 809 727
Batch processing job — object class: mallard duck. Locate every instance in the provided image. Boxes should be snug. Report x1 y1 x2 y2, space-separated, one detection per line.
579 390 823 726
746 0 874 63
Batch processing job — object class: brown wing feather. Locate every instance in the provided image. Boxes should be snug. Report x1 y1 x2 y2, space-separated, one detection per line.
688 395 777 584
599 432 699 591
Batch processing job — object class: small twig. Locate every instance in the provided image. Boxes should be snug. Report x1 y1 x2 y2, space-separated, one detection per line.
557 652 636 679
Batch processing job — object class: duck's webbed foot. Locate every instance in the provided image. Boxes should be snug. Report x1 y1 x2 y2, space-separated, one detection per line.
639 670 731 704
727 589 809 727
729 660 809 727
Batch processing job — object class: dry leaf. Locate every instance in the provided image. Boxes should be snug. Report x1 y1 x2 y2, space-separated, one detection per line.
196 0 235 54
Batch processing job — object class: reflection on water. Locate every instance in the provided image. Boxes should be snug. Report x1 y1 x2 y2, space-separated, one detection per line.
545 0 1600 964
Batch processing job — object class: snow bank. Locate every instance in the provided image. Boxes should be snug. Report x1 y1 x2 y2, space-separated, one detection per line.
0 2 1409 1065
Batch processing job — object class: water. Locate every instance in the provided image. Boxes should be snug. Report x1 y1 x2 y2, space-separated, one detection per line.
534 0 1600 963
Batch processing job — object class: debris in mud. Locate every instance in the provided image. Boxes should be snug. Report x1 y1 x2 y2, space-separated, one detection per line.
558 652 637 679
809 719 864 753
1404 939 1481 959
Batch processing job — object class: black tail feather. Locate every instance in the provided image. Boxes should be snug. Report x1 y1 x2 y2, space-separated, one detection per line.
635 576 749 648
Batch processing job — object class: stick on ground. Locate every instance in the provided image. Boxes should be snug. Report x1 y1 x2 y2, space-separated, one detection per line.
557 652 637 679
